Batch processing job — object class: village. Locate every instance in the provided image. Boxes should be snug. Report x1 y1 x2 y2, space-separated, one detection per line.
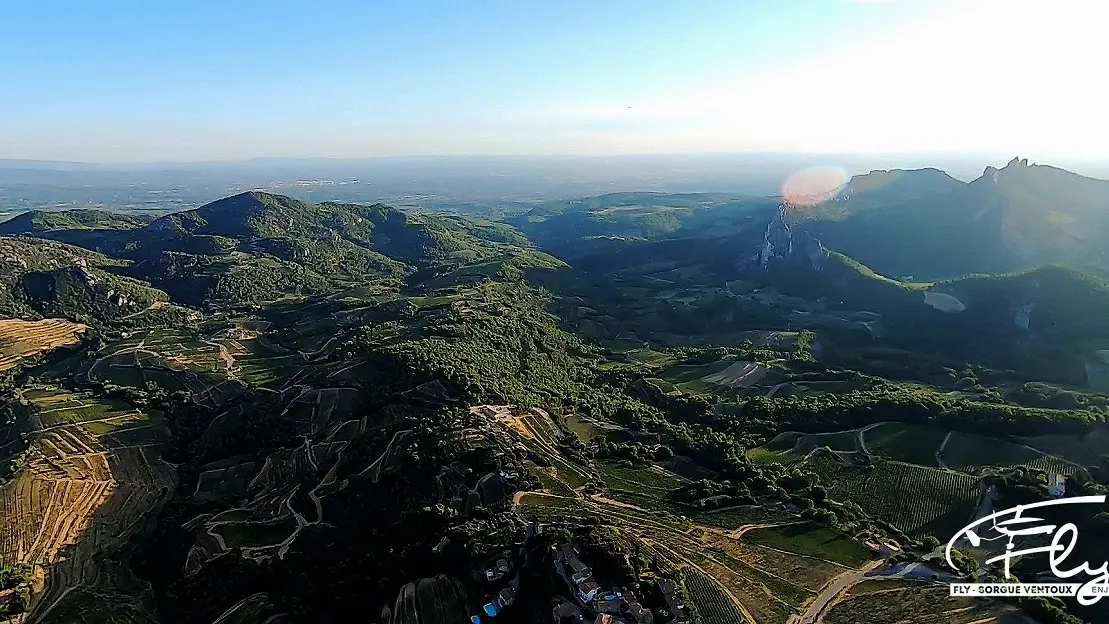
551 541 690 624
459 521 691 624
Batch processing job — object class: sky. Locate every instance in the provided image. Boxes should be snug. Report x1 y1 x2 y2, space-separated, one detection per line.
2 0 1107 162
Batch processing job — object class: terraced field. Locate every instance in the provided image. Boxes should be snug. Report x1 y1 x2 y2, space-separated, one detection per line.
477 405 595 492
0 385 175 622
108 329 225 372
182 386 393 573
741 523 873 568
89 350 221 396
228 337 302 388
0 319 87 372
595 463 684 498
516 489 864 624
89 326 309 397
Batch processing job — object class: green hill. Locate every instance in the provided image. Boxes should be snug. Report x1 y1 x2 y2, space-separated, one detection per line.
0 193 538 311
0 211 151 259
0 209 149 233
120 192 535 306
0 236 168 323
143 191 525 265
936 265 1109 349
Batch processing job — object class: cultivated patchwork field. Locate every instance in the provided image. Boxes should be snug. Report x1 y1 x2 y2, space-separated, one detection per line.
518 492 862 624
87 326 308 398
502 404 885 624
747 421 1087 538
184 385 374 571
0 385 175 622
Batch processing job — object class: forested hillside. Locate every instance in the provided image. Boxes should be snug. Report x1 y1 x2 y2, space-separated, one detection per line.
1 179 1108 624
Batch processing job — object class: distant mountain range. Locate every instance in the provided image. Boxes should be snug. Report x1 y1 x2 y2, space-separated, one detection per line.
801 157 1109 279
509 157 1109 281
3 158 1109 386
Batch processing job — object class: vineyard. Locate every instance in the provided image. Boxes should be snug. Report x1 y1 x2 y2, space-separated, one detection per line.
1016 427 1109 468
522 491 858 624
0 385 174 622
82 325 296 397
486 406 594 490
21 388 156 435
0 319 87 372
684 567 749 624
862 423 946 466
595 463 684 498
741 523 873 568
803 454 980 538
941 432 1083 477
747 430 858 467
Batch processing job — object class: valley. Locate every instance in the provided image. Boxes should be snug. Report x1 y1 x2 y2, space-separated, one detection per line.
0 162 1108 624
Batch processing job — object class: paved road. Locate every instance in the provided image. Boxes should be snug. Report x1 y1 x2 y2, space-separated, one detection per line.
789 560 959 624
789 559 885 624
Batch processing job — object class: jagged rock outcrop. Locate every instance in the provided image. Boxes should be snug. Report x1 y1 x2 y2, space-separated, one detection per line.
757 205 794 268
750 205 830 272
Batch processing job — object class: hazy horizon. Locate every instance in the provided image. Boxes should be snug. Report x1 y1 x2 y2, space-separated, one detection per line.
4 0 1107 163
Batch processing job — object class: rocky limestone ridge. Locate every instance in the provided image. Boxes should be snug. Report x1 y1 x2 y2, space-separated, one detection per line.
749 204 829 271
985 156 1031 180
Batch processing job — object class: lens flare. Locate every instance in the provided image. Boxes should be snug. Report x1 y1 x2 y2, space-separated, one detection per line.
781 166 849 207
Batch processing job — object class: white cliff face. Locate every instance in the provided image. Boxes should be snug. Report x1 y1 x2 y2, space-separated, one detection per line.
750 204 828 272
1014 302 1036 330
757 205 794 269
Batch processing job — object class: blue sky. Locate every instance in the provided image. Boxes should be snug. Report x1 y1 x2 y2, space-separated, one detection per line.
2 0 1104 161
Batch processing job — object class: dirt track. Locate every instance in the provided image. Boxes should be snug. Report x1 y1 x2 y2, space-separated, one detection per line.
702 361 769 388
